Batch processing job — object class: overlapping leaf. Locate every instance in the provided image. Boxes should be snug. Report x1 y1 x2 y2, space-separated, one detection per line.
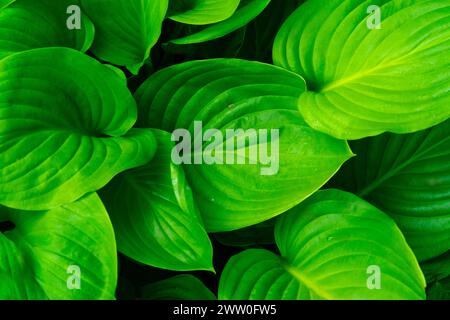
100 130 213 271
330 119 450 261
169 0 271 45
168 0 240 25
0 193 117 299
81 0 168 74
0 0 94 60
135 59 353 232
219 190 426 300
0 48 156 210
274 0 450 139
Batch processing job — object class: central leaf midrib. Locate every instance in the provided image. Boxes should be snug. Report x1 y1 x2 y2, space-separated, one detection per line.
281 258 333 300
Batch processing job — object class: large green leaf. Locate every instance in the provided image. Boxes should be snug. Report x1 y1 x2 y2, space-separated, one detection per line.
81 0 168 74
0 193 117 300
0 48 156 210
100 130 213 272
330 119 450 261
169 0 271 45
237 0 305 62
273 0 450 139
141 275 216 300
168 0 240 25
135 59 353 232
219 189 426 300
0 0 94 60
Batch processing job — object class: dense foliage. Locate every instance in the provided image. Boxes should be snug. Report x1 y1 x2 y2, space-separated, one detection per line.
0 0 449 300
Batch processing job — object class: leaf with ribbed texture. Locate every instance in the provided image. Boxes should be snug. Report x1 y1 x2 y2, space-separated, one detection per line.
0 48 157 210
0 193 117 300
219 189 426 300
99 130 213 272
421 251 450 284
0 0 15 9
329 119 450 261
168 0 240 25
81 0 168 74
141 275 216 300
135 59 353 232
169 0 271 45
273 0 450 139
237 0 305 62
0 0 94 60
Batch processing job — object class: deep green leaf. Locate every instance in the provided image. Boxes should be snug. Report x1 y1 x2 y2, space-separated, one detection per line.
426 277 450 300
219 189 426 300
0 48 157 210
274 0 450 139
169 0 271 45
100 130 213 272
330 119 450 261
0 193 117 299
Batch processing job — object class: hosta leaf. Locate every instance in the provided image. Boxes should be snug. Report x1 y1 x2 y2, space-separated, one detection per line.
135 59 353 232
0 193 117 299
0 0 94 60
0 0 15 10
421 251 450 283
169 0 271 45
168 0 240 25
330 119 450 261
81 0 168 74
273 0 450 139
0 48 157 210
237 0 305 62
427 277 450 300
100 130 213 272
141 275 216 300
219 189 426 300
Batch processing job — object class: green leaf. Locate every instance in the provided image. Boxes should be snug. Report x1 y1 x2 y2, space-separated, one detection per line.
169 0 271 45
0 0 94 60
81 0 168 74
421 251 450 284
237 0 305 62
168 0 240 25
135 59 353 232
141 275 216 300
273 0 450 139
0 0 16 9
219 189 426 300
99 129 213 272
0 193 117 299
0 48 157 210
427 277 450 300
329 119 450 261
